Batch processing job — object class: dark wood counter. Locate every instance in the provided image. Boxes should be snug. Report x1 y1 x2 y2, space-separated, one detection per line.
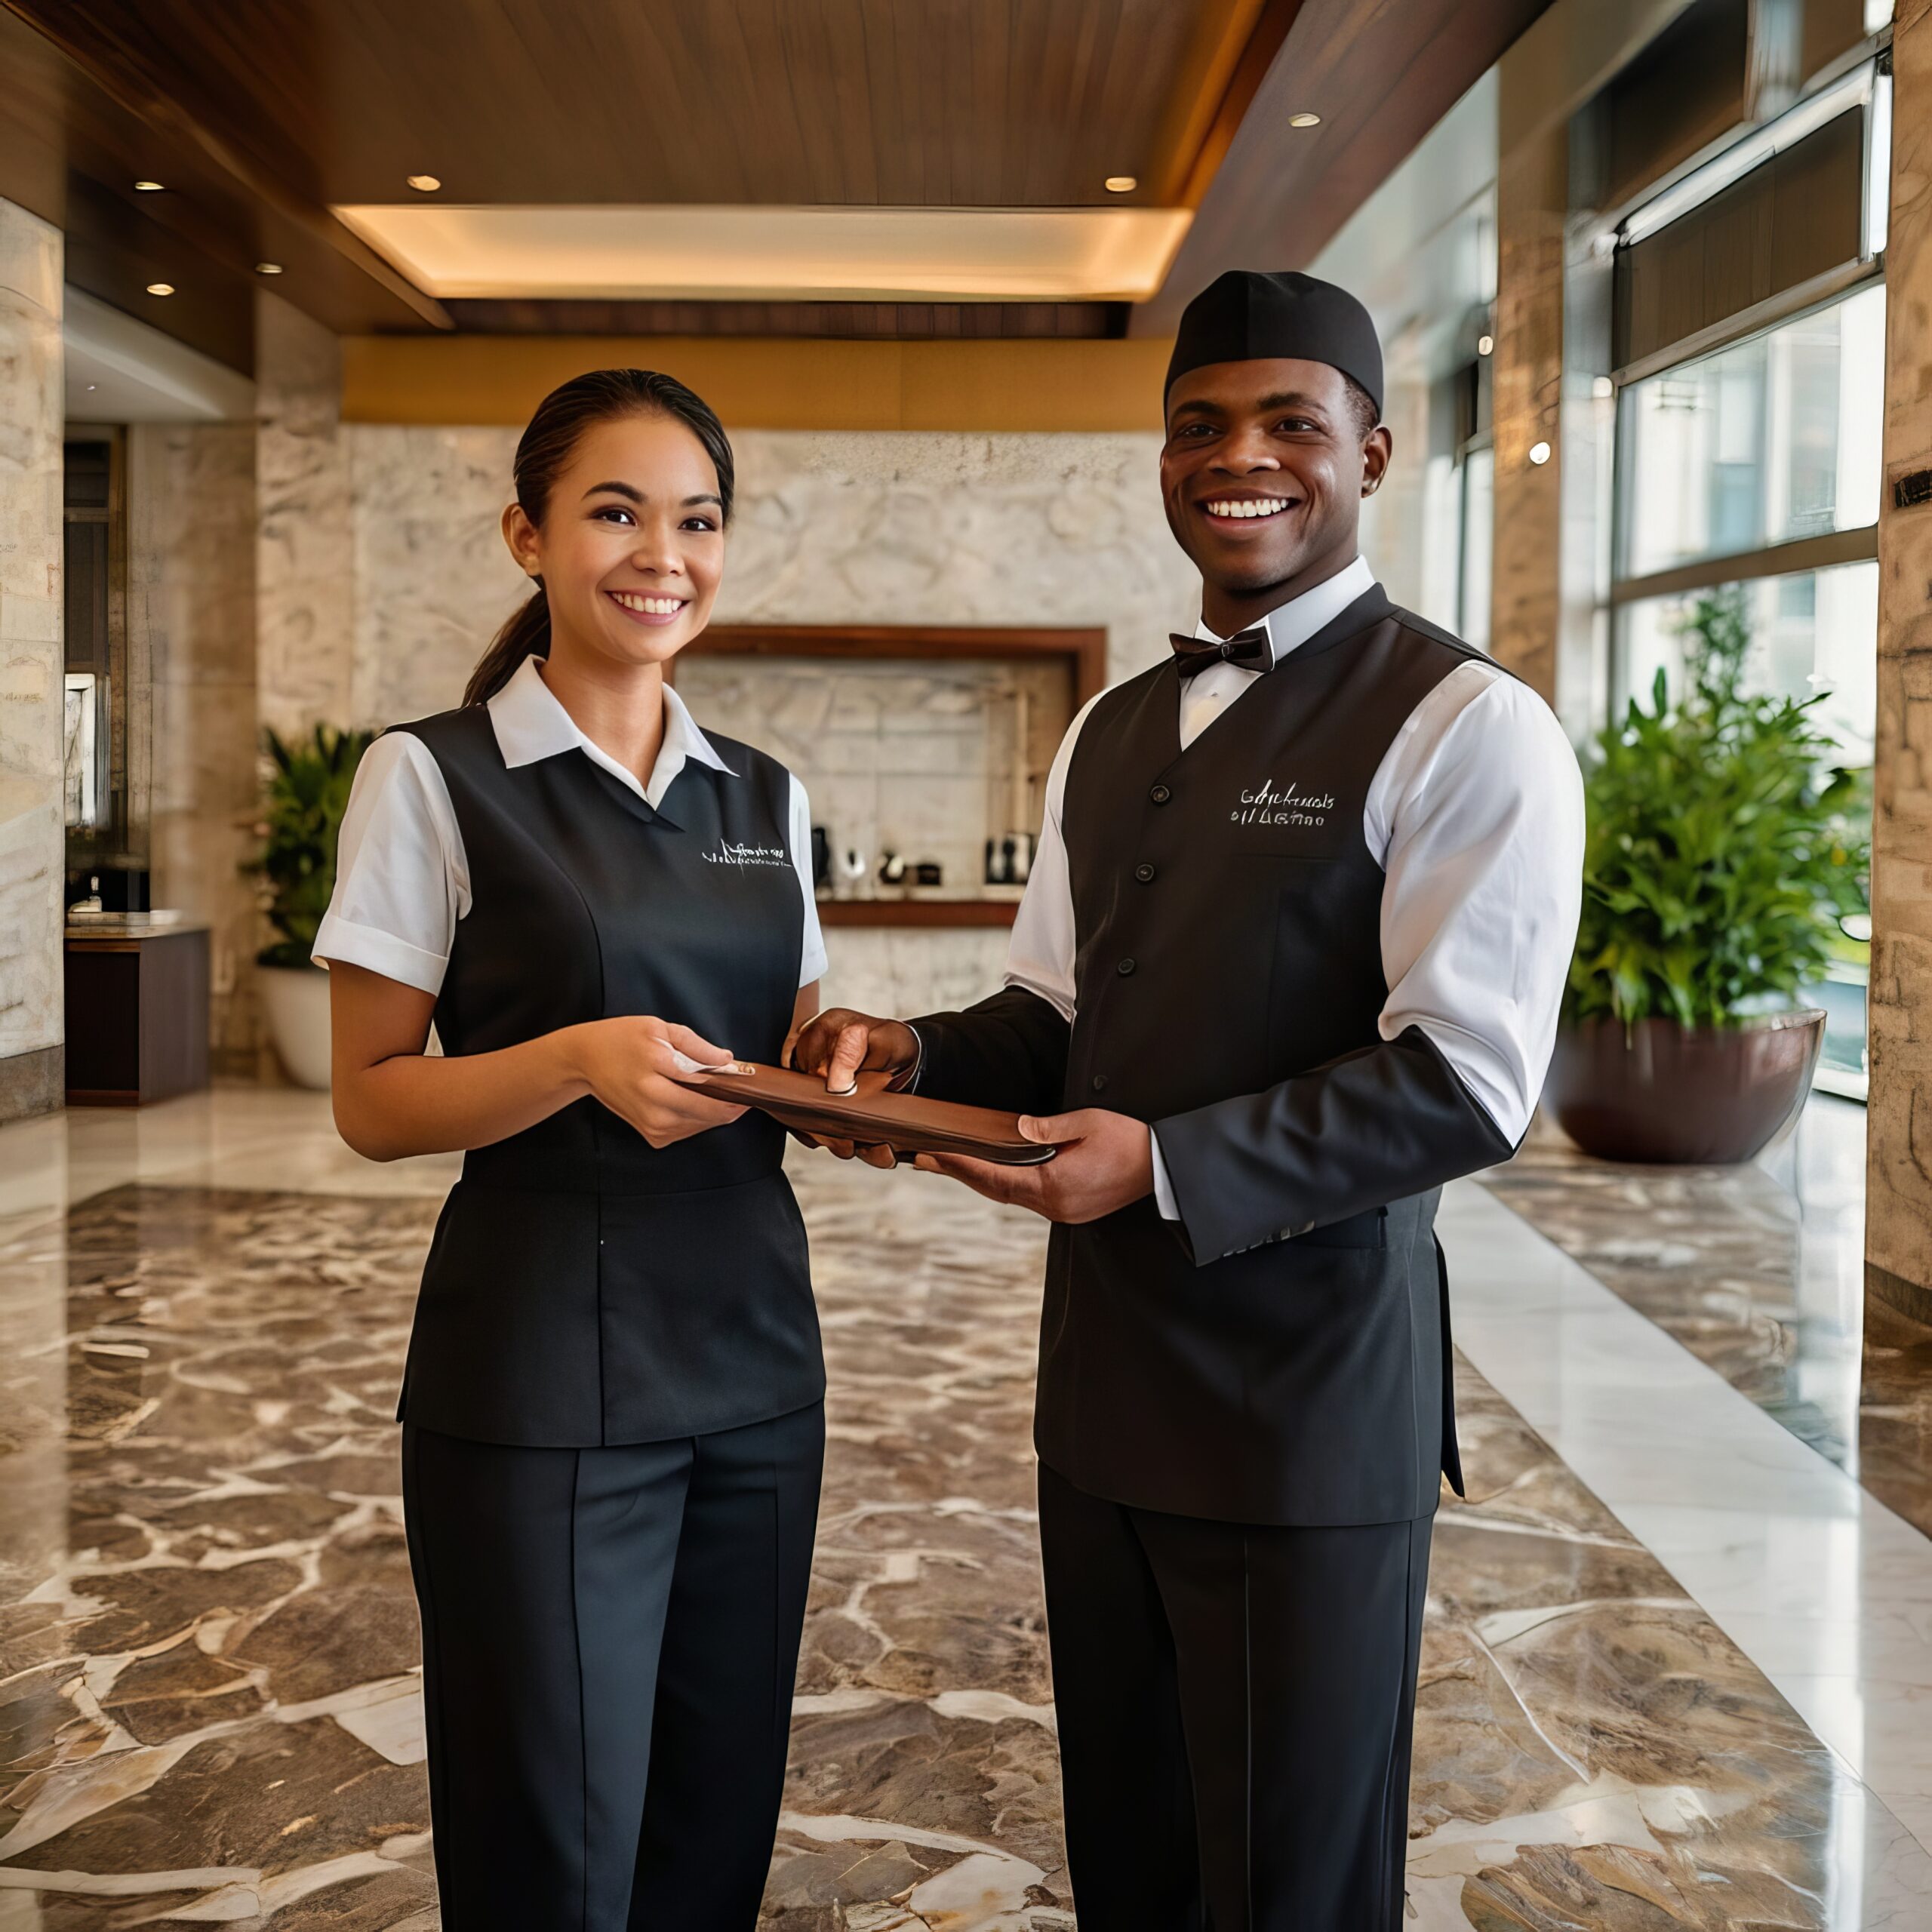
63 918 211 1106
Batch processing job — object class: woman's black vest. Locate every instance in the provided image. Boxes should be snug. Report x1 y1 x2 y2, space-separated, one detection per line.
389 703 822 1447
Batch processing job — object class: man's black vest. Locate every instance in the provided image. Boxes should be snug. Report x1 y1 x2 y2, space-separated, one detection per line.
389 703 823 1448
1041 587 1498 1524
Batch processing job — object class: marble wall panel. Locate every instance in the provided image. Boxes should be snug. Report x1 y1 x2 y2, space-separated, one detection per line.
255 294 354 740
342 426 1194 729
818 929 1016 1024
1867 0 1932 1315
128 423 260 1069
0 198 63 1101
678 657 1072 897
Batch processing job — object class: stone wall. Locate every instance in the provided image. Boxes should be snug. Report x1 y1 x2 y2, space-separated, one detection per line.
0 197 64 1121
256 294 354 740
128 421 260 1069
1866 0 1932 1317
342 426 1195 723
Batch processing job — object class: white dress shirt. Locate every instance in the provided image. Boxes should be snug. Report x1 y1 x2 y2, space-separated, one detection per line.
998 556 1585 1218
313 651 828 994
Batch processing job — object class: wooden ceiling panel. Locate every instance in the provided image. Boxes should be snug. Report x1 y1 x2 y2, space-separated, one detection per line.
0 2 440 352
5 0 1291 211
0 0 1538 348
1138 0 1552 332
441 298 1124 338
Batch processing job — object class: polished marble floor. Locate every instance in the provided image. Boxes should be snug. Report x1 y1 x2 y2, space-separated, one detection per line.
1480 1099 1932 1551
1478 1100 1868 1473
0 1091 1930 1927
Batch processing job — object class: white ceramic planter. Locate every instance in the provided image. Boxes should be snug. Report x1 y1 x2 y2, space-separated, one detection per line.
259 963 333 1090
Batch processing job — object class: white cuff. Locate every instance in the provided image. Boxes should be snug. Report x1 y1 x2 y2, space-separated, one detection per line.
312 913 448 996
1150 1128 1180 1221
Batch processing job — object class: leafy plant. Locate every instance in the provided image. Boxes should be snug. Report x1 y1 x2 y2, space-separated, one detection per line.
251 724 376 970
1567 585 1869 1029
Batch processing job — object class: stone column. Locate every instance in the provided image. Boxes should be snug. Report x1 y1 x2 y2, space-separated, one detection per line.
1488 116 1567 706
130 423 262 1072
0 197 65 1123
256 290 355 740
1866 0 1932 1321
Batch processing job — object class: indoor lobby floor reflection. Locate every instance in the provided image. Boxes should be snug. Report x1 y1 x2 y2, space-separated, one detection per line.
0 1091 1930 1928
1479 1099 1868 1476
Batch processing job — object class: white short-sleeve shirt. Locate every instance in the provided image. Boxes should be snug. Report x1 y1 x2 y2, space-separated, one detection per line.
313 653 828 995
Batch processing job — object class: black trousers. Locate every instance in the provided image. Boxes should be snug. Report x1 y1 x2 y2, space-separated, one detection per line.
1038 1461 1432 1932
401 1401 825 1930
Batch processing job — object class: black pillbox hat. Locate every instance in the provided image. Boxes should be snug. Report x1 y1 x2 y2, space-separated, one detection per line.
1164 269 1383 417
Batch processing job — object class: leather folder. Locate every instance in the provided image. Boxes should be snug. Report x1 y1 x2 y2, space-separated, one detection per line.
671 1060 1060 1164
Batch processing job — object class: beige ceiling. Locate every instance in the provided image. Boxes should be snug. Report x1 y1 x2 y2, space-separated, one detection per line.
331 204 1197 303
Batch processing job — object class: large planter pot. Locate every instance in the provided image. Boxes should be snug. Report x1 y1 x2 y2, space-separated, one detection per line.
258 962 332 1091
1546 1009 1826 1164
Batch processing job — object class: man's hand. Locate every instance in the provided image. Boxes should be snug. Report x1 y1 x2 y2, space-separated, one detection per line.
918 1109 1155 1224
786 1004 922 1169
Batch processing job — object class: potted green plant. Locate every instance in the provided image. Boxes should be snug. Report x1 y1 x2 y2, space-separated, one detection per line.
251 724 374 1089
1546 585 1869 1162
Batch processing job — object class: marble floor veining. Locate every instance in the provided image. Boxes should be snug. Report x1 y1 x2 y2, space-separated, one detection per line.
0 1094 1929 1926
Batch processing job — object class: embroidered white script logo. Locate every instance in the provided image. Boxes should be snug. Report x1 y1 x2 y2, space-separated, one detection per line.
1232 778 1337 829
703 840 791 869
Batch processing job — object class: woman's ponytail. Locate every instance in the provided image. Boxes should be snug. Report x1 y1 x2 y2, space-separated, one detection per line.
464 583 552 706
463 368 734 707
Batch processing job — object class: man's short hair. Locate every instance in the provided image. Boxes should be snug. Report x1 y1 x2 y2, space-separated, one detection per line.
1342 374 1380 445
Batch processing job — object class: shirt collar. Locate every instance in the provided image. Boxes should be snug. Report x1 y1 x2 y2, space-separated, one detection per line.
1193 554 1377 666
487 651 736 811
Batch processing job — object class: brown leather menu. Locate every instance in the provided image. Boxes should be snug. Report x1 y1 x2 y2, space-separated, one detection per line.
671 1061 1060 1165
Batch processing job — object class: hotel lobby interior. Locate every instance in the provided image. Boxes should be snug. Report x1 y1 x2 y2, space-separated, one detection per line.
3 1 1931 1926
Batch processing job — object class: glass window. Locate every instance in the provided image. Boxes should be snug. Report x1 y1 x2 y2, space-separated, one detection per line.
1616 558 1877 765
1617 281 1884 580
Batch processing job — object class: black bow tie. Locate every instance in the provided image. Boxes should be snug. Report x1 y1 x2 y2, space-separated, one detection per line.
1170 626 1272 679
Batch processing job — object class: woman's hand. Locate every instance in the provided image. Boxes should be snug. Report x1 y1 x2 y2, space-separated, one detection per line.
567 1017 749 1148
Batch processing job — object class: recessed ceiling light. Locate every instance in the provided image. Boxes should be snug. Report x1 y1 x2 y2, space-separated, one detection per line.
1476 333 1494 355
255 261 284 275
1288 112 1321 128
1104 175 1137 193
145 281 174 297
406 174 442 192
1528 439 1552 466
134 179 165 192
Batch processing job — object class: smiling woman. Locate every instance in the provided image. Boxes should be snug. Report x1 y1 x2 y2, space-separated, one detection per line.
309 367 835 1927
464 368 737 706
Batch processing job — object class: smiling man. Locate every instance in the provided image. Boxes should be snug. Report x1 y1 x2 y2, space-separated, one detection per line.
795 269 1584 1930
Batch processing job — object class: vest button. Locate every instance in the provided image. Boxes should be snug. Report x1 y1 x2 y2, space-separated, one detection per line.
1135 863 1155 883
1149 783 1171 804
1091 1073 1109 1094
1117 957 1137 977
